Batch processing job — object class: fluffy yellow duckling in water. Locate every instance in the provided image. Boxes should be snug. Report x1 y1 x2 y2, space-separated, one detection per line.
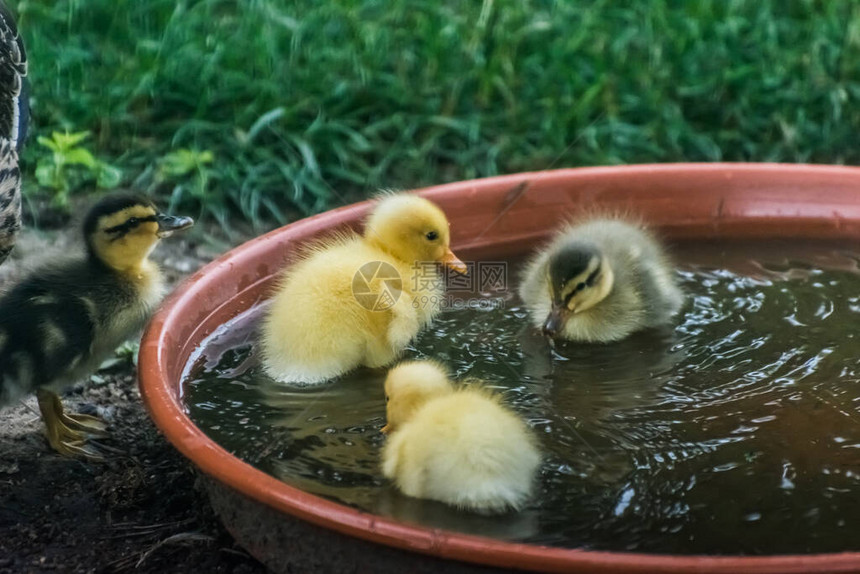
381 361 541 514
262 194 466 385
519 216 682 343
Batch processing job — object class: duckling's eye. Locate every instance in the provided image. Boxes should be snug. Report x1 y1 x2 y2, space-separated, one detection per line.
127 217 139 227
575 282 586 292
385 396 390 403
425 231 439 241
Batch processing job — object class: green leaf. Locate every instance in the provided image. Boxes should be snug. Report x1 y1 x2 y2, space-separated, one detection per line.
96 164 123 189
245 107 285 145
159 148 214 179
36 135 60 153
50 190 69 209
62 147 98 168
52 130 91 151
288 136 320 176
34 162 58 189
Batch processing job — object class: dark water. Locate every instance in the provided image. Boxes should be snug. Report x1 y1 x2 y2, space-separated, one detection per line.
182 241 860 554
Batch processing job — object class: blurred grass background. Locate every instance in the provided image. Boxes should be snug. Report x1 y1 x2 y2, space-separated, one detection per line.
11 0 860 227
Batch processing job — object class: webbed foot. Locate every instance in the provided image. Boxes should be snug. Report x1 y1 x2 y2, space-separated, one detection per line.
36 389 111 460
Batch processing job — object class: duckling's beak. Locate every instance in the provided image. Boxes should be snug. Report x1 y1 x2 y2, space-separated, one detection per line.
542 306 568 338
440 248 467 274
380 423 390 434
156 214 195 238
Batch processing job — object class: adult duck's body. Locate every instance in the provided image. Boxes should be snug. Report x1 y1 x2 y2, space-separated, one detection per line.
0 1 28 266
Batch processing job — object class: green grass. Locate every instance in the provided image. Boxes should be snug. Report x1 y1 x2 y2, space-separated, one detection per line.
12 0 860 226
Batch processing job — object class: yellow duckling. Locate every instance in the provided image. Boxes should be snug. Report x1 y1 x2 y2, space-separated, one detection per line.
262 193 466 385
381 361 541 514
0 193 193 459
518 216 682 342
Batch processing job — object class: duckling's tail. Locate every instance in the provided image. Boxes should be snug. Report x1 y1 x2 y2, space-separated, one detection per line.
0 1 27 267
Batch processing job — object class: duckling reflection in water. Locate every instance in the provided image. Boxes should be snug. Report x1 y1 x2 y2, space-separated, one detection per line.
0 193 193 459
519 216 682 342
381 361 541 514
373 486 540 540
261 193 466 385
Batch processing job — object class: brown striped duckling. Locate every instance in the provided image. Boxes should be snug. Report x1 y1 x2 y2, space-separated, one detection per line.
0 193 193 459
519 216 682 343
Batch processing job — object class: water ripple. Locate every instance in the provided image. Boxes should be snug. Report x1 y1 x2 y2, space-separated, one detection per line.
183 242 860 555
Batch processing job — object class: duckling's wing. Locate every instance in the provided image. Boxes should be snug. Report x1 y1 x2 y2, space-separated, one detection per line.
0 281 96 402
582 219 682 323
517 249 553 330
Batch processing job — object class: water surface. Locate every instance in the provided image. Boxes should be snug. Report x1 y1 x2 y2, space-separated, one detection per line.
183 240 860 554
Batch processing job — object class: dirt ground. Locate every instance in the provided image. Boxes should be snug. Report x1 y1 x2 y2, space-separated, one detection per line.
0 205 269 574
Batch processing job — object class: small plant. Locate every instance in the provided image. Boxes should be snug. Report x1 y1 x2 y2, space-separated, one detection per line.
155 147 229 224
35 131 122 208
156 148 214 200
